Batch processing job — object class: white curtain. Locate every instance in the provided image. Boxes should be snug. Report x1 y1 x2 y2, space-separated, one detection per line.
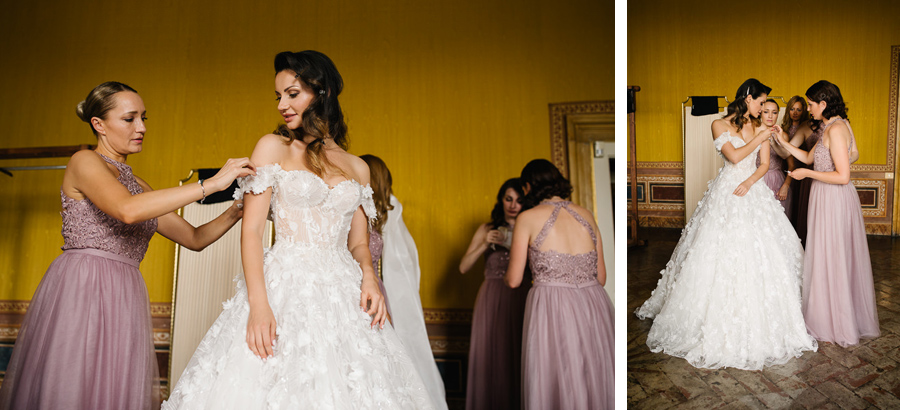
382 195 448 410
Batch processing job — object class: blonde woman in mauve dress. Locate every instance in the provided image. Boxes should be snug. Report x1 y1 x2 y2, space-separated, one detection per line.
505 160 613 410
459 178 530 410
757 99 792 216
0 82 255 410
775 80 879 346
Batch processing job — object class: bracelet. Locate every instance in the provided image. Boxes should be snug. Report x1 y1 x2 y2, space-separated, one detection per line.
198 179 207 204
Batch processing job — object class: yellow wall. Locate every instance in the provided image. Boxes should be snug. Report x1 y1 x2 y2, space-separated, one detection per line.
0 0 612 309
628 0 900 164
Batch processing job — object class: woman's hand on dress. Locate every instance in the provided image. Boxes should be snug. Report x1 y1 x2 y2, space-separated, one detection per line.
733 180 753 197
207 158 258 192
360 277 387 329
246 303 277 360
776 184 789 201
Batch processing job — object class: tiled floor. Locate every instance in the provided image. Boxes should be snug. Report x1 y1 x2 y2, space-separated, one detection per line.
628 228 900 410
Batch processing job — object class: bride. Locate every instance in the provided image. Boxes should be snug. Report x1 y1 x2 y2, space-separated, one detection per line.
162 51 433 409
635 78 817 370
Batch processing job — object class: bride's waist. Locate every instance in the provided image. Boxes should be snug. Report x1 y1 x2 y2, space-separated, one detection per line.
269 240 352 256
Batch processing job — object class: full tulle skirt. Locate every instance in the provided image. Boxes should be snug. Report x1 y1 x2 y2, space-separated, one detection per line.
522 282 614 410
465 278 530 410
636 162 817 370
802 181 880 346
162 242 433 410
0 249 159 410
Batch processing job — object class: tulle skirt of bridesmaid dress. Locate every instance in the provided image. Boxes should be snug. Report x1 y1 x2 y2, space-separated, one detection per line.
522 282 614 410
0 249 159 410
802 181 880 346
465 278 530 410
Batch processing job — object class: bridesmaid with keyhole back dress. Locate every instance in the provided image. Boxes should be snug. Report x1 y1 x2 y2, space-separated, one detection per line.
505 160 614 410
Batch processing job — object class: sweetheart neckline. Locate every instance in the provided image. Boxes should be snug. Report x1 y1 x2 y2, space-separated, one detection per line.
264 163 363 190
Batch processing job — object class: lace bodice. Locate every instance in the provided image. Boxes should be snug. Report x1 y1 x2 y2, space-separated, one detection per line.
527 201 597 286
756 143 784 172
60 153 158 262
805 124 824 151
483 247 510 279
787 123 800 139
236 164 376 248
813 119 855 174
714 131 762 176
369 229 383 274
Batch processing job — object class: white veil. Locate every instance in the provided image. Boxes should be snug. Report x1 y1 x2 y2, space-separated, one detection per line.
382 195 448 410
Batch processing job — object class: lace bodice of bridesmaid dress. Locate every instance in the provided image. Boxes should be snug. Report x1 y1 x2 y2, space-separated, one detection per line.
483 247 510 280
527 201 598 286
813 119 855 174
369 229 384 274
60 153 158 262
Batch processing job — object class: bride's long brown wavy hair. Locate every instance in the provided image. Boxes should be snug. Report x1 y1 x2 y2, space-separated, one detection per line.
274 50 349 177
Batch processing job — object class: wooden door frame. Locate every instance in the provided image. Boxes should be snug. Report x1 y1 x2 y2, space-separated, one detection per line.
549 101 615 213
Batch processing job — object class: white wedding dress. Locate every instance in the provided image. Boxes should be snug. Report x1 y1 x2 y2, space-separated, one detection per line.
163 164 433 409
635 132 817 370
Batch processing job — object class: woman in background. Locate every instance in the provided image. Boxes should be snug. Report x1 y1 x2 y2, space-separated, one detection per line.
505 160 613 409
361 154 448 410
775 80 879 346
0 81 255 410
757 99 792 215
459 178 530 410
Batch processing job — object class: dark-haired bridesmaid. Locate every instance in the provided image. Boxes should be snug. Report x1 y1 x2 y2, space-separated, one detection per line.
775 80 879 346
505 159 614 410
459 178 530 410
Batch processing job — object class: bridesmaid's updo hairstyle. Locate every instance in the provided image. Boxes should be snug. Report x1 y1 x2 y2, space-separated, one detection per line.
360 154 394 234
76 81 138 136
781 95 810 130
273 50 348 178
806 80 848 120
490 178 525 229
519 159 573 210
724 78 771 129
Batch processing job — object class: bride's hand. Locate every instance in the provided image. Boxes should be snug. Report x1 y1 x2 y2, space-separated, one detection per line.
733 180 753 197
360 276 387 329
246 303 277 359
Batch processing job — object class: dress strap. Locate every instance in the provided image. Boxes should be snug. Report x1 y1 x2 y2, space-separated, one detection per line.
821 118 855 153
561 204 598 247
532 202 564 249
532 201 597 248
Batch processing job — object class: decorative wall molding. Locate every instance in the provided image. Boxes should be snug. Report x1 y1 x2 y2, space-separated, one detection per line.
423 308 472 324
549 100 614 178
628 162 892 233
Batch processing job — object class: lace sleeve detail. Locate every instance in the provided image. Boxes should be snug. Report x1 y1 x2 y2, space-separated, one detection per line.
233 164 280 200
713 131 731 153
360 184 378 224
